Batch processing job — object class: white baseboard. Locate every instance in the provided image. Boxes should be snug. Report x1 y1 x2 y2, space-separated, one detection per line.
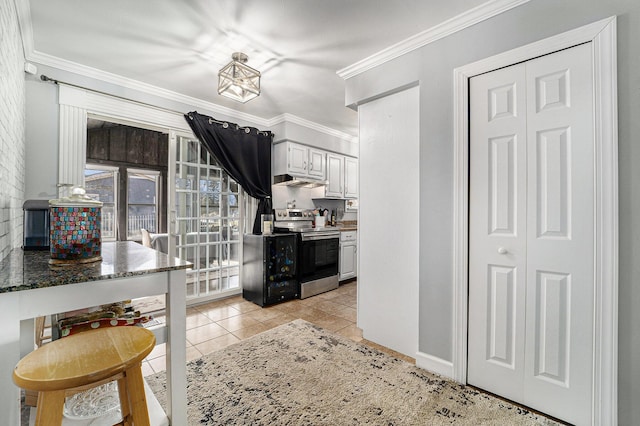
415 351 455 380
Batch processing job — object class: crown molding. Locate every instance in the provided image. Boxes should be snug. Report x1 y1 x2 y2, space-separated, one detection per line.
27 48 276 124
336 0 531 80
268 113 358 143
26 48 358 141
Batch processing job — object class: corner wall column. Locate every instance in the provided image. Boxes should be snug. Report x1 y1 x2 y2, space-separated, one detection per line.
58 103 87 198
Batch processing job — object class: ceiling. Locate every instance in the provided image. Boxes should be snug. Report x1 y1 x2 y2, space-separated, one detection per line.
24 0 488 137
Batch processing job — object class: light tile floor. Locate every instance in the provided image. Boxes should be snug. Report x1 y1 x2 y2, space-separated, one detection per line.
142 280 415 377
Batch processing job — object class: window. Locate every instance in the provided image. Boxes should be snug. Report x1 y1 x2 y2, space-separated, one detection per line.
84 165 118 241
84 165 162 242
127 169 160 240
86 118 169 242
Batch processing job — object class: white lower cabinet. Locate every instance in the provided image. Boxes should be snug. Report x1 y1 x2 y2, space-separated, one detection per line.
339 231 357 281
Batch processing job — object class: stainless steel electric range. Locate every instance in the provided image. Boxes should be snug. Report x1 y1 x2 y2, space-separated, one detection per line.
274 208 340 299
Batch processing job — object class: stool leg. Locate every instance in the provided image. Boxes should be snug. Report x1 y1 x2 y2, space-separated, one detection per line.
124 363 150 426
35 390 65 426
117 377 133 426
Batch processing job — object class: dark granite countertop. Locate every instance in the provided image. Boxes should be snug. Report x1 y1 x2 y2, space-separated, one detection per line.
0 241 191 294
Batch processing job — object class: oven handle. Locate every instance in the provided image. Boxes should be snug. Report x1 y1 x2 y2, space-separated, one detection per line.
301 233 340 241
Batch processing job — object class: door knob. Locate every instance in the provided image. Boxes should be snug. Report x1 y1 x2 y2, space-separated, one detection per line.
497 247 508 254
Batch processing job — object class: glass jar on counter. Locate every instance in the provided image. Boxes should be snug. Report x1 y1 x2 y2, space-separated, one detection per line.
49 187 103 265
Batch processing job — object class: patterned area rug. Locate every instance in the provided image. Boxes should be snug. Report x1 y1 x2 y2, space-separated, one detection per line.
146 319 559 425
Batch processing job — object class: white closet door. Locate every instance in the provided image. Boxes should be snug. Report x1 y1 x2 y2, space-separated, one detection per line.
468 43 594 425
523 43 594 425
468 62 528 401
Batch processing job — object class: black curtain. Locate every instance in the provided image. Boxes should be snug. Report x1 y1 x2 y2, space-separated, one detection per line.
184 111 273 235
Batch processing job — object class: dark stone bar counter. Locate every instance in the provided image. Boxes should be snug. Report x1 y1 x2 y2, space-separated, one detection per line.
0 241 191 425
0 241 190 293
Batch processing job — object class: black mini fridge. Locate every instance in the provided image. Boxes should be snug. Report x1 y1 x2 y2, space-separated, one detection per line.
242 233 298 306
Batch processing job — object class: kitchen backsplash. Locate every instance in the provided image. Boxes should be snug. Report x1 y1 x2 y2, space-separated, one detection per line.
272 185 322 209
271 185 357 221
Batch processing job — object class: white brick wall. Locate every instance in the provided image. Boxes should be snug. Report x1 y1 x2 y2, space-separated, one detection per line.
0 0 26 260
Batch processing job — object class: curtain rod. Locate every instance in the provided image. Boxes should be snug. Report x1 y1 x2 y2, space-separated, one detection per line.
40 75 272 137
185 112 272 137
39 74 187 119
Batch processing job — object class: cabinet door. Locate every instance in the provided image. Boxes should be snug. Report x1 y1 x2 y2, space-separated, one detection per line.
308 148 326 179
288 143 308 176
340 243 357 280
325 154 344 197
344 157 358 198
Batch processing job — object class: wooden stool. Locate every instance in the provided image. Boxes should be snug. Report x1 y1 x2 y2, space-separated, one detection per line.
13 326 156 426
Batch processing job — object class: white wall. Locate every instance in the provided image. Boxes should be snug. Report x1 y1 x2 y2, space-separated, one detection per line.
358 86 419 357
344 0 640 423
0 0 26 260
25 77 58 200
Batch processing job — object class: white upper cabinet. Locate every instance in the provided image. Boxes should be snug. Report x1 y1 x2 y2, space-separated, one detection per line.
344 156 358 198
287 143 308 175
273 141 357 199
308 148 326 178
325 154 358 199
273 141 326 180
325 154 344 197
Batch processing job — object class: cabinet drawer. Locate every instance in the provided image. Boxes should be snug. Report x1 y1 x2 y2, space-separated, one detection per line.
340 231 357 242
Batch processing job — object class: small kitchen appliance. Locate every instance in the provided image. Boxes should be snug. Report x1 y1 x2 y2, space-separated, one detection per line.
49 187 103 265
23 199 50 250
274 208 340 299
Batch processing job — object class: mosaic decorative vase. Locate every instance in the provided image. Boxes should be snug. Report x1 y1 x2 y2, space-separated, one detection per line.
49 187 103 265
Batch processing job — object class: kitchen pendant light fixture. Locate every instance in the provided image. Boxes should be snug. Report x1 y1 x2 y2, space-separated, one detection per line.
218 52 261 103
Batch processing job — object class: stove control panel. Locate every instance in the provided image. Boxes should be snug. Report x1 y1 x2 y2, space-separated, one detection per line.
274 209 314 220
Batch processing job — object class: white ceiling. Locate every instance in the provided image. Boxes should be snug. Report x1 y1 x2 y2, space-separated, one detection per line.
24 0 488 137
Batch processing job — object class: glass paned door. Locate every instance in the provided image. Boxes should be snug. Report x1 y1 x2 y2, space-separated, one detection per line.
173 136 241 300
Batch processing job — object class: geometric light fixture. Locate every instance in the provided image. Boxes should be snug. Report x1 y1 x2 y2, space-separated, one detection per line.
218 52 261 103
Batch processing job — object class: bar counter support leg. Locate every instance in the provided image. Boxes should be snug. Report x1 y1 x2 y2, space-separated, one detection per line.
166 269 187 425
0 293 21 426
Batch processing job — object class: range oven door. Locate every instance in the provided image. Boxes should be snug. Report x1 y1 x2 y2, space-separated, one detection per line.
298 233 339 283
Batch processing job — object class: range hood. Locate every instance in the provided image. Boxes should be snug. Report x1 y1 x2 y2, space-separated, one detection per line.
273 174 327 188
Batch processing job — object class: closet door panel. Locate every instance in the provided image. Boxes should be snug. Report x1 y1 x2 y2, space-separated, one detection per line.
468 63 527 402
523 42 594 426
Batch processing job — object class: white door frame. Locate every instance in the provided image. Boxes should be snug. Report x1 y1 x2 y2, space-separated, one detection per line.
452 17 618 425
